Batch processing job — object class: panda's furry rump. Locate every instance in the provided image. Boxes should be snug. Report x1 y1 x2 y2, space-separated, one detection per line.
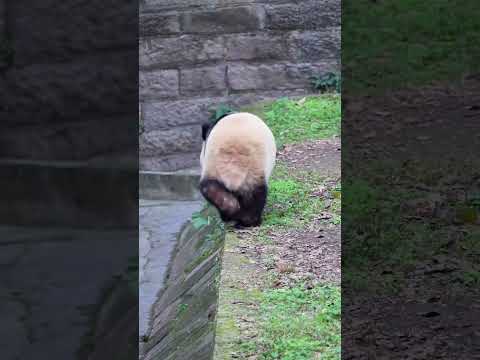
199 112 276 227
200 178 240 220
204 138 265 193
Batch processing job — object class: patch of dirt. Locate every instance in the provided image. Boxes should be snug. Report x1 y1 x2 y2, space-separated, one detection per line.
265 226 340 287
342 76 480 359
232 138 342 288
343 75 480 164
343 294 480 360
215 113 342 357
278 137 341 178
343 262 480 359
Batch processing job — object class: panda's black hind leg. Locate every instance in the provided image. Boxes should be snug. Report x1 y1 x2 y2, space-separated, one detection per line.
236 183 267 228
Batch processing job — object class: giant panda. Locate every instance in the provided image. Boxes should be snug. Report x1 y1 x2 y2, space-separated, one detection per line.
199 112 276 227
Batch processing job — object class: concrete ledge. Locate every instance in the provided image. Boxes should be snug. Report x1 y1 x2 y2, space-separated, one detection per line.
141 203 224 360
0 162 136 228
140 171 202 201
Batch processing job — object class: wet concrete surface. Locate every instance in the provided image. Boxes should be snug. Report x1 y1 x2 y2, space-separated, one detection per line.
139 199 203 339
0 226 136 360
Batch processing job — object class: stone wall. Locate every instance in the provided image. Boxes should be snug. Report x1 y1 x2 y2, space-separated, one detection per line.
140 205 225 360
0 0 137 163
139 0 340 171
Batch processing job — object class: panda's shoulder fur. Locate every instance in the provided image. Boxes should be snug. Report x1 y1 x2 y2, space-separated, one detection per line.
201 112 231 142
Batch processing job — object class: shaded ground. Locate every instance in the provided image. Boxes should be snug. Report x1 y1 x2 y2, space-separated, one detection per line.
342 77 480 358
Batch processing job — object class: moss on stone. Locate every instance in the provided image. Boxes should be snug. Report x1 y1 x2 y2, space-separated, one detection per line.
213 233 267 359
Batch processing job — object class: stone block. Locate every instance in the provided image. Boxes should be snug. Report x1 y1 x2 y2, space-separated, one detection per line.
226 89 311 109
140 153 200 172
2 53 137 124
287 29 341 61
140 35 224 69
285 62 339 87
225 33 287 61
0 116 136 161
140 70 179 99
140 13 180 37
142 97 224 132
143 0 256 12
140 125 202 157
180 66 226 96
265 0 340 30
228 62 338 91
8 1 136 67
181 6 265 34
228 63 285 91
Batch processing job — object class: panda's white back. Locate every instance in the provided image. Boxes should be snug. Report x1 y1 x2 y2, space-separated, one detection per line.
200 112 276 192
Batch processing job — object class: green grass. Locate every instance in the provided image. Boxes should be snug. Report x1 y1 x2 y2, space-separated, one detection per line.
262 165 325 229
228 97 342 359
343 162 480 293
243 95 341 148
264 179 321 227
344 0 480 93
342 178 429 291
265 96 341 147
249 285 340 360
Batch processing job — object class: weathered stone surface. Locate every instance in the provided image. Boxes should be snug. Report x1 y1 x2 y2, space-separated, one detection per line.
139 200 204 339
225 33 287 61
140 35 224 69
0 226 136 359
0 164 137 227
141 153 201 172
142 97 223 132
139 203 224 360
181 6 265 34
0 1 5 34
1 53 137 124
180 66 226 96
89 306 137 360
1 299 28 360
229 63 283 90
140 126 202 156
140 13 180 37
288 29 341 61
139 173 202 200
265 0 340 30
285 62 340 83
140 69 179 99
0 116 136 161
8 1 136 67
143 0 258 12
227 89 310 108
228 62 338 91
138 0 341 171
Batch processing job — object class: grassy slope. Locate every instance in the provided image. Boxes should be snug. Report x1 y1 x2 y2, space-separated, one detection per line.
230 95 342 359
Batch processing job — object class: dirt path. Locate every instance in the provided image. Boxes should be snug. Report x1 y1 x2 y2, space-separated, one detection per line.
236 137 341 287
214 137 341 359
254 137 341 287
278 137 341 178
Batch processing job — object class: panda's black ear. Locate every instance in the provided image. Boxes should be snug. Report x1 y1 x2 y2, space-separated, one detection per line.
202 122 212 141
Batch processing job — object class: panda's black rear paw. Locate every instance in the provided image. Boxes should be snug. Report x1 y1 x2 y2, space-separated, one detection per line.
233 222 246 229
235 218 262 228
